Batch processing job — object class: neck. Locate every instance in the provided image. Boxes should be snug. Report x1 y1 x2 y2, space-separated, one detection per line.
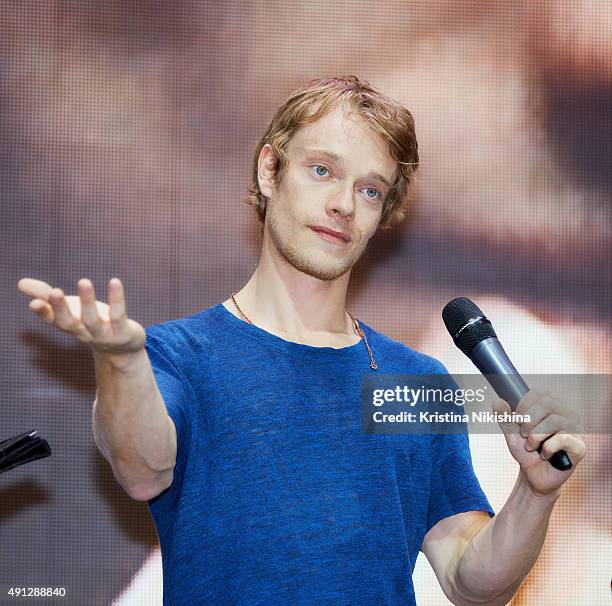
225 230 357 346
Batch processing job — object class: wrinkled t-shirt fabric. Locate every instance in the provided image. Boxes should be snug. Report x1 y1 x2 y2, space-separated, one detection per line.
145 303 495 605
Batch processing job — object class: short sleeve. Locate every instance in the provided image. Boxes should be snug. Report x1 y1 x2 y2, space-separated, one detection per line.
426 430 495 535
419 358 495 534
144 331 193 500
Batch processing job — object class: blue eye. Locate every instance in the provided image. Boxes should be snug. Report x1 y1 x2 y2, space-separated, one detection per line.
364 187 381 200
313 165 329 177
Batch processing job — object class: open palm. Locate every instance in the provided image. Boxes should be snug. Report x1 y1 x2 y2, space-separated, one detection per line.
18 277 146 356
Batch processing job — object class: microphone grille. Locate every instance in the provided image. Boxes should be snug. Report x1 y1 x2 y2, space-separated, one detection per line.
442 297 497 355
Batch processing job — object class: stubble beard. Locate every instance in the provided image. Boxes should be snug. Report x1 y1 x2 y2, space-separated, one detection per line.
266 205 363 282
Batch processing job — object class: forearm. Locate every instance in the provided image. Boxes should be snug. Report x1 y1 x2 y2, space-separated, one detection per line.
453 473 560 605
92 348 176 499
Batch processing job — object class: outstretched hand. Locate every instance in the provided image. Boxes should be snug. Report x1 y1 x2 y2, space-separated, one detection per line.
18 277 146 356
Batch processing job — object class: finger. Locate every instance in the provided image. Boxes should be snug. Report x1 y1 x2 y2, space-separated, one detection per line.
492 399 511 414
518 403 550 439
29 299 54 324
18 278 54 300
108 278 128 331
78 279 103 336
525 414 583 451
49 288 94 342
517 392 578 426
492 399 518 430
539 432 586 464
49 288 80 331
515 389 547 415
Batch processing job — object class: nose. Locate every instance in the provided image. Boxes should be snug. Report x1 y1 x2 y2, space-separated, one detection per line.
326 183 355 220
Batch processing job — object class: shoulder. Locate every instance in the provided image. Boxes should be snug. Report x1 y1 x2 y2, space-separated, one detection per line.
360 320 449 375
144 304 221 359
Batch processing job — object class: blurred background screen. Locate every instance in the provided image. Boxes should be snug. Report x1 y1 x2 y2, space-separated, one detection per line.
2 2 610 604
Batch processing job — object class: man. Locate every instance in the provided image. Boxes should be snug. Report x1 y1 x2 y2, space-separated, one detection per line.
19 76 585 605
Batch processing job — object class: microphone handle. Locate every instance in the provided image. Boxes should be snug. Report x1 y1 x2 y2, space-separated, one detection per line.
470 338 572 471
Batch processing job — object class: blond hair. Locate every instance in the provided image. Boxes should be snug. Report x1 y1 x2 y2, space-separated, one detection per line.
245 76 419 230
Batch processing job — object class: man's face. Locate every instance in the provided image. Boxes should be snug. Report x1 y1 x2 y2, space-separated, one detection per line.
261 103 398 281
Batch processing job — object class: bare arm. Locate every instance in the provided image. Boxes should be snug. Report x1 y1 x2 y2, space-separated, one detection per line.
422 475 559 606
18 277 176 501
422 391 586 605
92 348 176 501
452 473 559 605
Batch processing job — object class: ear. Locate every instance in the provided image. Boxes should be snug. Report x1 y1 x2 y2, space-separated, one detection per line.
257 143 278 199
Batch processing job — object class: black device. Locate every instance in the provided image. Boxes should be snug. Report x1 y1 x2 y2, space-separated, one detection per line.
0 430 51 474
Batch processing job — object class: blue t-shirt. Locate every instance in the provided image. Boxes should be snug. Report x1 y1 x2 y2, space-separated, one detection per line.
145 303 494 605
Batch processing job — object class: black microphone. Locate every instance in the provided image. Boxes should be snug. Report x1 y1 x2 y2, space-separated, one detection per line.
442 297 572 471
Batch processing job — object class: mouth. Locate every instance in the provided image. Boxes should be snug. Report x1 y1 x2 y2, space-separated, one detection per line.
310 226 352 245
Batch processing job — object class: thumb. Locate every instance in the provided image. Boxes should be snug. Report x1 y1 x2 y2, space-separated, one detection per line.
492 399 520 436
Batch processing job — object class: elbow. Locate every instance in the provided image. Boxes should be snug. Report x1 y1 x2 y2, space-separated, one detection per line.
449 565 518 606
126 488 158 502
453 596 516 606
119 470 174 502
124 484 157 502
449 580 519 606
